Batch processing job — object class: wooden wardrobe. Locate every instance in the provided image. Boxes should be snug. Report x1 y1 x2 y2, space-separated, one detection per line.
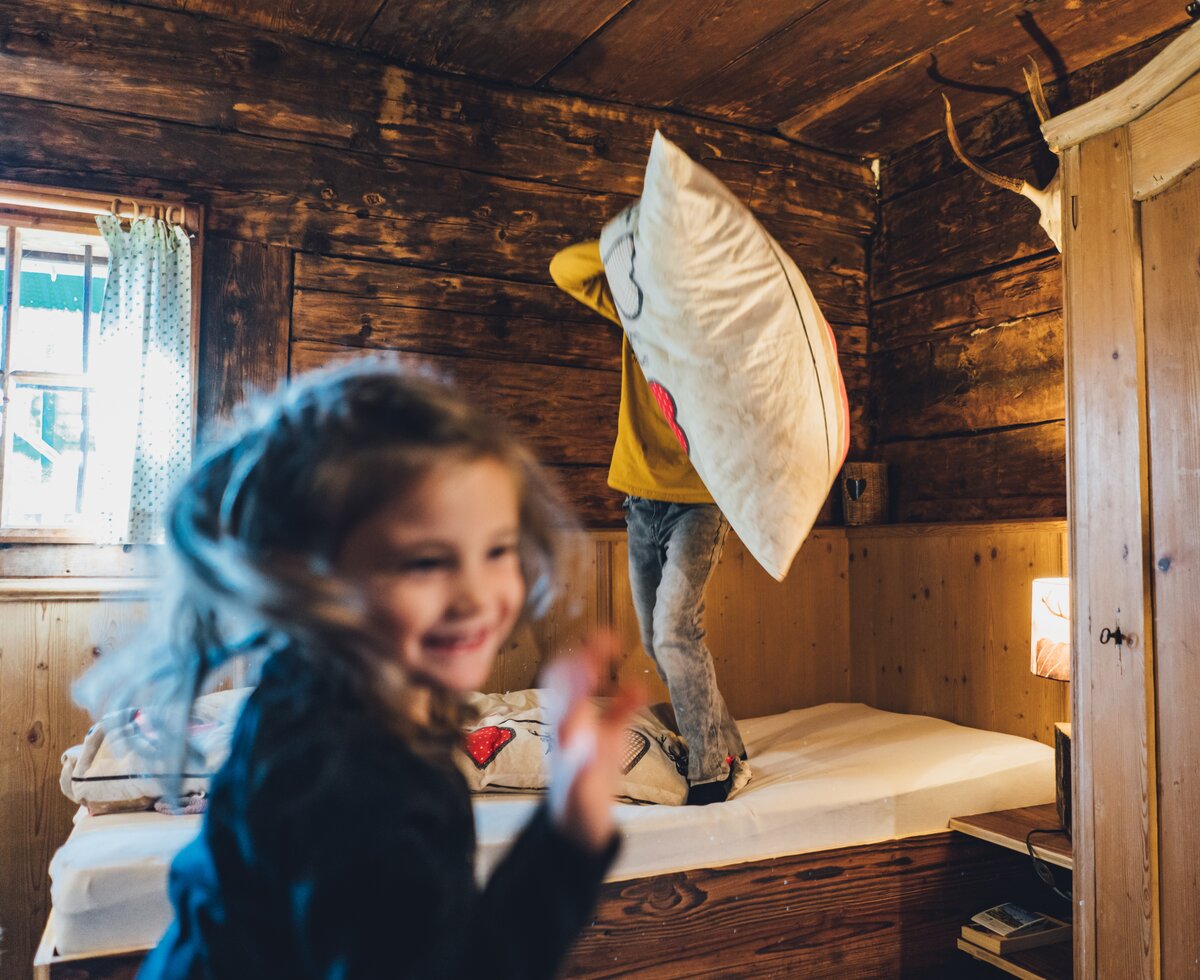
1045 20 1200 979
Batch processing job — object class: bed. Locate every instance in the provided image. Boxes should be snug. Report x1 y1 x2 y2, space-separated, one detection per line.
36 702 1056 978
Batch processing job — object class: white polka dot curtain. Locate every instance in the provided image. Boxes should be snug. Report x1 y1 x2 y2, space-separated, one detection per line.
92 214 193 543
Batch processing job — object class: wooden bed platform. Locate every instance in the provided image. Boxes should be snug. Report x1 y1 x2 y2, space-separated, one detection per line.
36 829 1040 979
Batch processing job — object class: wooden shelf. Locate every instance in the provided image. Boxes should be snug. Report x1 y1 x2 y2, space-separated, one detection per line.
950 804 1072 870
957 937 1072 980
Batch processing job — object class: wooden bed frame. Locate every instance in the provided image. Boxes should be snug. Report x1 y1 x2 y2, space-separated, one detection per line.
35 828 1042 978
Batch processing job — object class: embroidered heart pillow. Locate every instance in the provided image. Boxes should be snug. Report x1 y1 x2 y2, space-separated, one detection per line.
599 132 850 581
455 688 690 806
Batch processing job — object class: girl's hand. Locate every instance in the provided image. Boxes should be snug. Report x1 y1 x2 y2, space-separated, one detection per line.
542 631 643 852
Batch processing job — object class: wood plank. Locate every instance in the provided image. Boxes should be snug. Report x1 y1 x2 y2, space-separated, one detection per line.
197 239 291 435
0 599 147 980
182 0 384 45
1130 69 1200 200
545 0 826 107
879 423 1066 524
1142 162 1200 980
566 833 1044 978
848 522 1069 743
1061 132 1155 980
873 141 1056 302
950 804 1072 869
290 340 619 467
872 255 1061 352
882 31 1181 202
0 0 874 229
293 253 600 323
875 312 1064 441
548 466 624 530
956 937 1072 980
361 0 632 86
292 289 622 373
1043 18 1200 151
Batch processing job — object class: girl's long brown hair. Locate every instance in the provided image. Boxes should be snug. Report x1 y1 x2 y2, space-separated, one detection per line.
76 357 579 773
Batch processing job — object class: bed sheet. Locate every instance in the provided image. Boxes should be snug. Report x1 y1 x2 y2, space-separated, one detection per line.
48 701 1054 955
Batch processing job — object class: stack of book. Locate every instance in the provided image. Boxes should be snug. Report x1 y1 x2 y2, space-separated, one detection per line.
961 902 1071 955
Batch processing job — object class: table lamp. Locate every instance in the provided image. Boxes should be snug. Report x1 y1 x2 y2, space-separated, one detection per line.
1031 577 1071 831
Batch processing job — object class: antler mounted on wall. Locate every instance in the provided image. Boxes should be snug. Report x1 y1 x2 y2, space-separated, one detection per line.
942 58 1062 251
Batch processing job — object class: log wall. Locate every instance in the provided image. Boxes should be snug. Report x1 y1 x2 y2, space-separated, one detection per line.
870 32 1179 522
0 0 874 528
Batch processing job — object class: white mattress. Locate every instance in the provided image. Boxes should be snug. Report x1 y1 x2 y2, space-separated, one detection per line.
48 702 1053 956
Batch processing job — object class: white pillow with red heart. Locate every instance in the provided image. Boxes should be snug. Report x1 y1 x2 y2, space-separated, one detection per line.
598 131 850 581
456 689 689 806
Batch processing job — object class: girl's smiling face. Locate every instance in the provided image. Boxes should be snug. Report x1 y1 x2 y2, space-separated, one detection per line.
337 457 526 694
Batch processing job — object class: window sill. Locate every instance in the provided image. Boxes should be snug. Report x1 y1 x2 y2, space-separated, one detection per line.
0 576 156 599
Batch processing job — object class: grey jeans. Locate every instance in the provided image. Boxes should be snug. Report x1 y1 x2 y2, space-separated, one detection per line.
624 496 746 784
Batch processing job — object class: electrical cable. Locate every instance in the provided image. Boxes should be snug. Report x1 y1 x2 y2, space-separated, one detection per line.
1026 827 1072 904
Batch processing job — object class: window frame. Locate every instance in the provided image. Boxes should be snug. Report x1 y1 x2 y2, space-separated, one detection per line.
0 181 203 547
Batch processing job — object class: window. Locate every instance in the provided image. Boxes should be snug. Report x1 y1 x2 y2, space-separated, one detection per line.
0 185 200 543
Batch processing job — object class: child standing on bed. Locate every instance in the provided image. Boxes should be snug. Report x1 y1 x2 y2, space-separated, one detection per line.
550 240 747 805
77 360 638 980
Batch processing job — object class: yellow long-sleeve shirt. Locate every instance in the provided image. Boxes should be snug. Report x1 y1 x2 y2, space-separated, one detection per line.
549 240 712 503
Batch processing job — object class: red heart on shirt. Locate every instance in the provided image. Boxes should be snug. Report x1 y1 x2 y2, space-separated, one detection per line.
648 381 689 455
464 725 515 769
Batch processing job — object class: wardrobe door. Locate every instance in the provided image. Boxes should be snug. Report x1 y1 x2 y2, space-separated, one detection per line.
1062 131 1156 980
1142 158 1200 980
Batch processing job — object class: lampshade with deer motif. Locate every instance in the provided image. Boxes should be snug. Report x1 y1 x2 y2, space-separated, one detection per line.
1031 577 1070 681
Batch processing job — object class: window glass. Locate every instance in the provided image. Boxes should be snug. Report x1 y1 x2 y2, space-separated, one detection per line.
1 384 88 527
12 228 109 375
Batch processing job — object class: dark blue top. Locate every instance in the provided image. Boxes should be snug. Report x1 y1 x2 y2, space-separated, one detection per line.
139 653 617 979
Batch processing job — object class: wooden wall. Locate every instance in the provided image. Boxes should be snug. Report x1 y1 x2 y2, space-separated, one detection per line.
870 31 1180 522
848 520 1069 744
0 596 147 980
0 0 875 527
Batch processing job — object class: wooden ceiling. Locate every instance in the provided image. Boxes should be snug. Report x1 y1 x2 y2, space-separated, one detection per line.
155 0 1187 157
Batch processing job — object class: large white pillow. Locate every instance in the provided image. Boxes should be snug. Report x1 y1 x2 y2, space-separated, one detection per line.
599 131 850 580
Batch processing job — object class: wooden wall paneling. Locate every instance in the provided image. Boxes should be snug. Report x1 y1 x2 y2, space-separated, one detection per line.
1062 132 1156 979
872 144 1056 303
289 341 617 465
0 599 147 980
197 239 292 436
293 292 621 373
879 423 1066 523
291 257 622 373
847 521 1069 743
0 0 874 233
289 341 623 526
871 254 1062 351
874 311 1064 441
0 91 623 282
1142 162 1200 980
